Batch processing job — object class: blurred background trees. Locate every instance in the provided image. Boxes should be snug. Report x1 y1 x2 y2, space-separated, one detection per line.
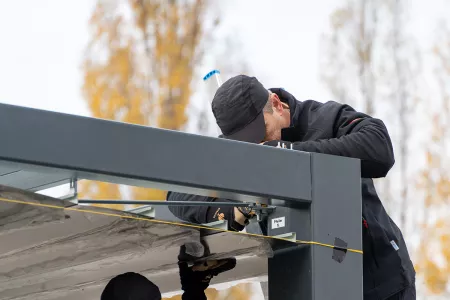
322 0 450 298
320 0 420 228
79 0 253 298
80 0 217 209
414 20 450 297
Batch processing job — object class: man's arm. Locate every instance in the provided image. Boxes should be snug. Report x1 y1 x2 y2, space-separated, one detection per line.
167 192 250 231
166 191 216 224
265 104 395 178
167 191 215 205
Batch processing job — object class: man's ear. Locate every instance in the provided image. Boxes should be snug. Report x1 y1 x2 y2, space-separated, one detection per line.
271 93 284 114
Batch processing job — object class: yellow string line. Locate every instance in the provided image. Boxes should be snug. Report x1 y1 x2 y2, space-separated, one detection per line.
0 197 363 254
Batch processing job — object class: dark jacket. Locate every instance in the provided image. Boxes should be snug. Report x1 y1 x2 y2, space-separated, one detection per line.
167 88 416 299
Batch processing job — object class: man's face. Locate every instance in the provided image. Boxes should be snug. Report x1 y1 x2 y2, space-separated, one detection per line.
262 92 291 141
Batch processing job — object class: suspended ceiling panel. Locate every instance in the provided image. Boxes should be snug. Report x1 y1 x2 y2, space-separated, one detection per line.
0 185 290 300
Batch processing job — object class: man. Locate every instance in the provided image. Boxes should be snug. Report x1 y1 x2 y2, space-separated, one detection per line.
101 245 236 300
101 272 161 300
167 75 416 299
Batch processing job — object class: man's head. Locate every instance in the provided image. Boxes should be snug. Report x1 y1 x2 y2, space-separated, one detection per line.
212 75 290 143
101 272 161 300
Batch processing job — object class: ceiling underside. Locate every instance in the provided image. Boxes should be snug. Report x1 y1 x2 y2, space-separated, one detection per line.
0 185 279 300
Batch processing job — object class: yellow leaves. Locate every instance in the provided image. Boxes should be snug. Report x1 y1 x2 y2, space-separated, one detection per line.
417 184 450 283
204 288 220 299
131 187 167 207
441 234 450 266
415 107 450 295
422 259 448 294
435 219 447 230
78 181 125 211
414 220 445 293
130 0 160 33
437 176 450 199
79 4 255 298
163 295 182 300
223 283 254 299
416 211 450 294
330 6 354 30
80 0 213 206
426 151 433 166
418 147 450 293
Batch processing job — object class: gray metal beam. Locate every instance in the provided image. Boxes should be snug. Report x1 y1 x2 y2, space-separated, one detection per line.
0 160 74 192
267 153 362 300
0 165 20 176
0 103 311 203
0 169 72 191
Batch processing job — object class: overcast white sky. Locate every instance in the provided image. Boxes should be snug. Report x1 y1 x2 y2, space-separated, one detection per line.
0 0 446 116
0 0 339 118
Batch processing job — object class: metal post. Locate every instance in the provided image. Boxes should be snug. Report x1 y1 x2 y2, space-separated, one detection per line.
267 153 363 299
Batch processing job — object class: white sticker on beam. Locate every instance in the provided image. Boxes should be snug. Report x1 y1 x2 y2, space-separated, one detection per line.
271 217 286 229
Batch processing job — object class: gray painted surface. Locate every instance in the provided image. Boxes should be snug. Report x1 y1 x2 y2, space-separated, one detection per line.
153 205 186 222
0 169 71 191
268 245 312 299
0 160 74 192
310 153 363 300
0 165 20 176
266 205 311 241
0 103 312 202
267 153 363 300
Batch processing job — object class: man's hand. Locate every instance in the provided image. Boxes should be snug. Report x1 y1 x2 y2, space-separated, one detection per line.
178 257 237 293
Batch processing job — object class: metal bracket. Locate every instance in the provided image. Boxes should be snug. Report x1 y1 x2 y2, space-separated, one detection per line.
251 203 276 222
273 232 297 242
59 178 78 202
125 205 155 218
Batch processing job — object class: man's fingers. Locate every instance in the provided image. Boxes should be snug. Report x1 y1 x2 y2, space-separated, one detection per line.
191 260 218 272
191 258 236 274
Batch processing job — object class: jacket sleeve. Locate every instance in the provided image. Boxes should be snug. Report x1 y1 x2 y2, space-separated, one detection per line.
167 191 216 203
166 191 217 224
271 104 395 178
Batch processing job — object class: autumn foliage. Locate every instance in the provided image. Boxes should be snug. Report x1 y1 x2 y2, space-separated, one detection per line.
80 0 253 298
323 1 450 297
414 25 450 295
80 0 210 208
